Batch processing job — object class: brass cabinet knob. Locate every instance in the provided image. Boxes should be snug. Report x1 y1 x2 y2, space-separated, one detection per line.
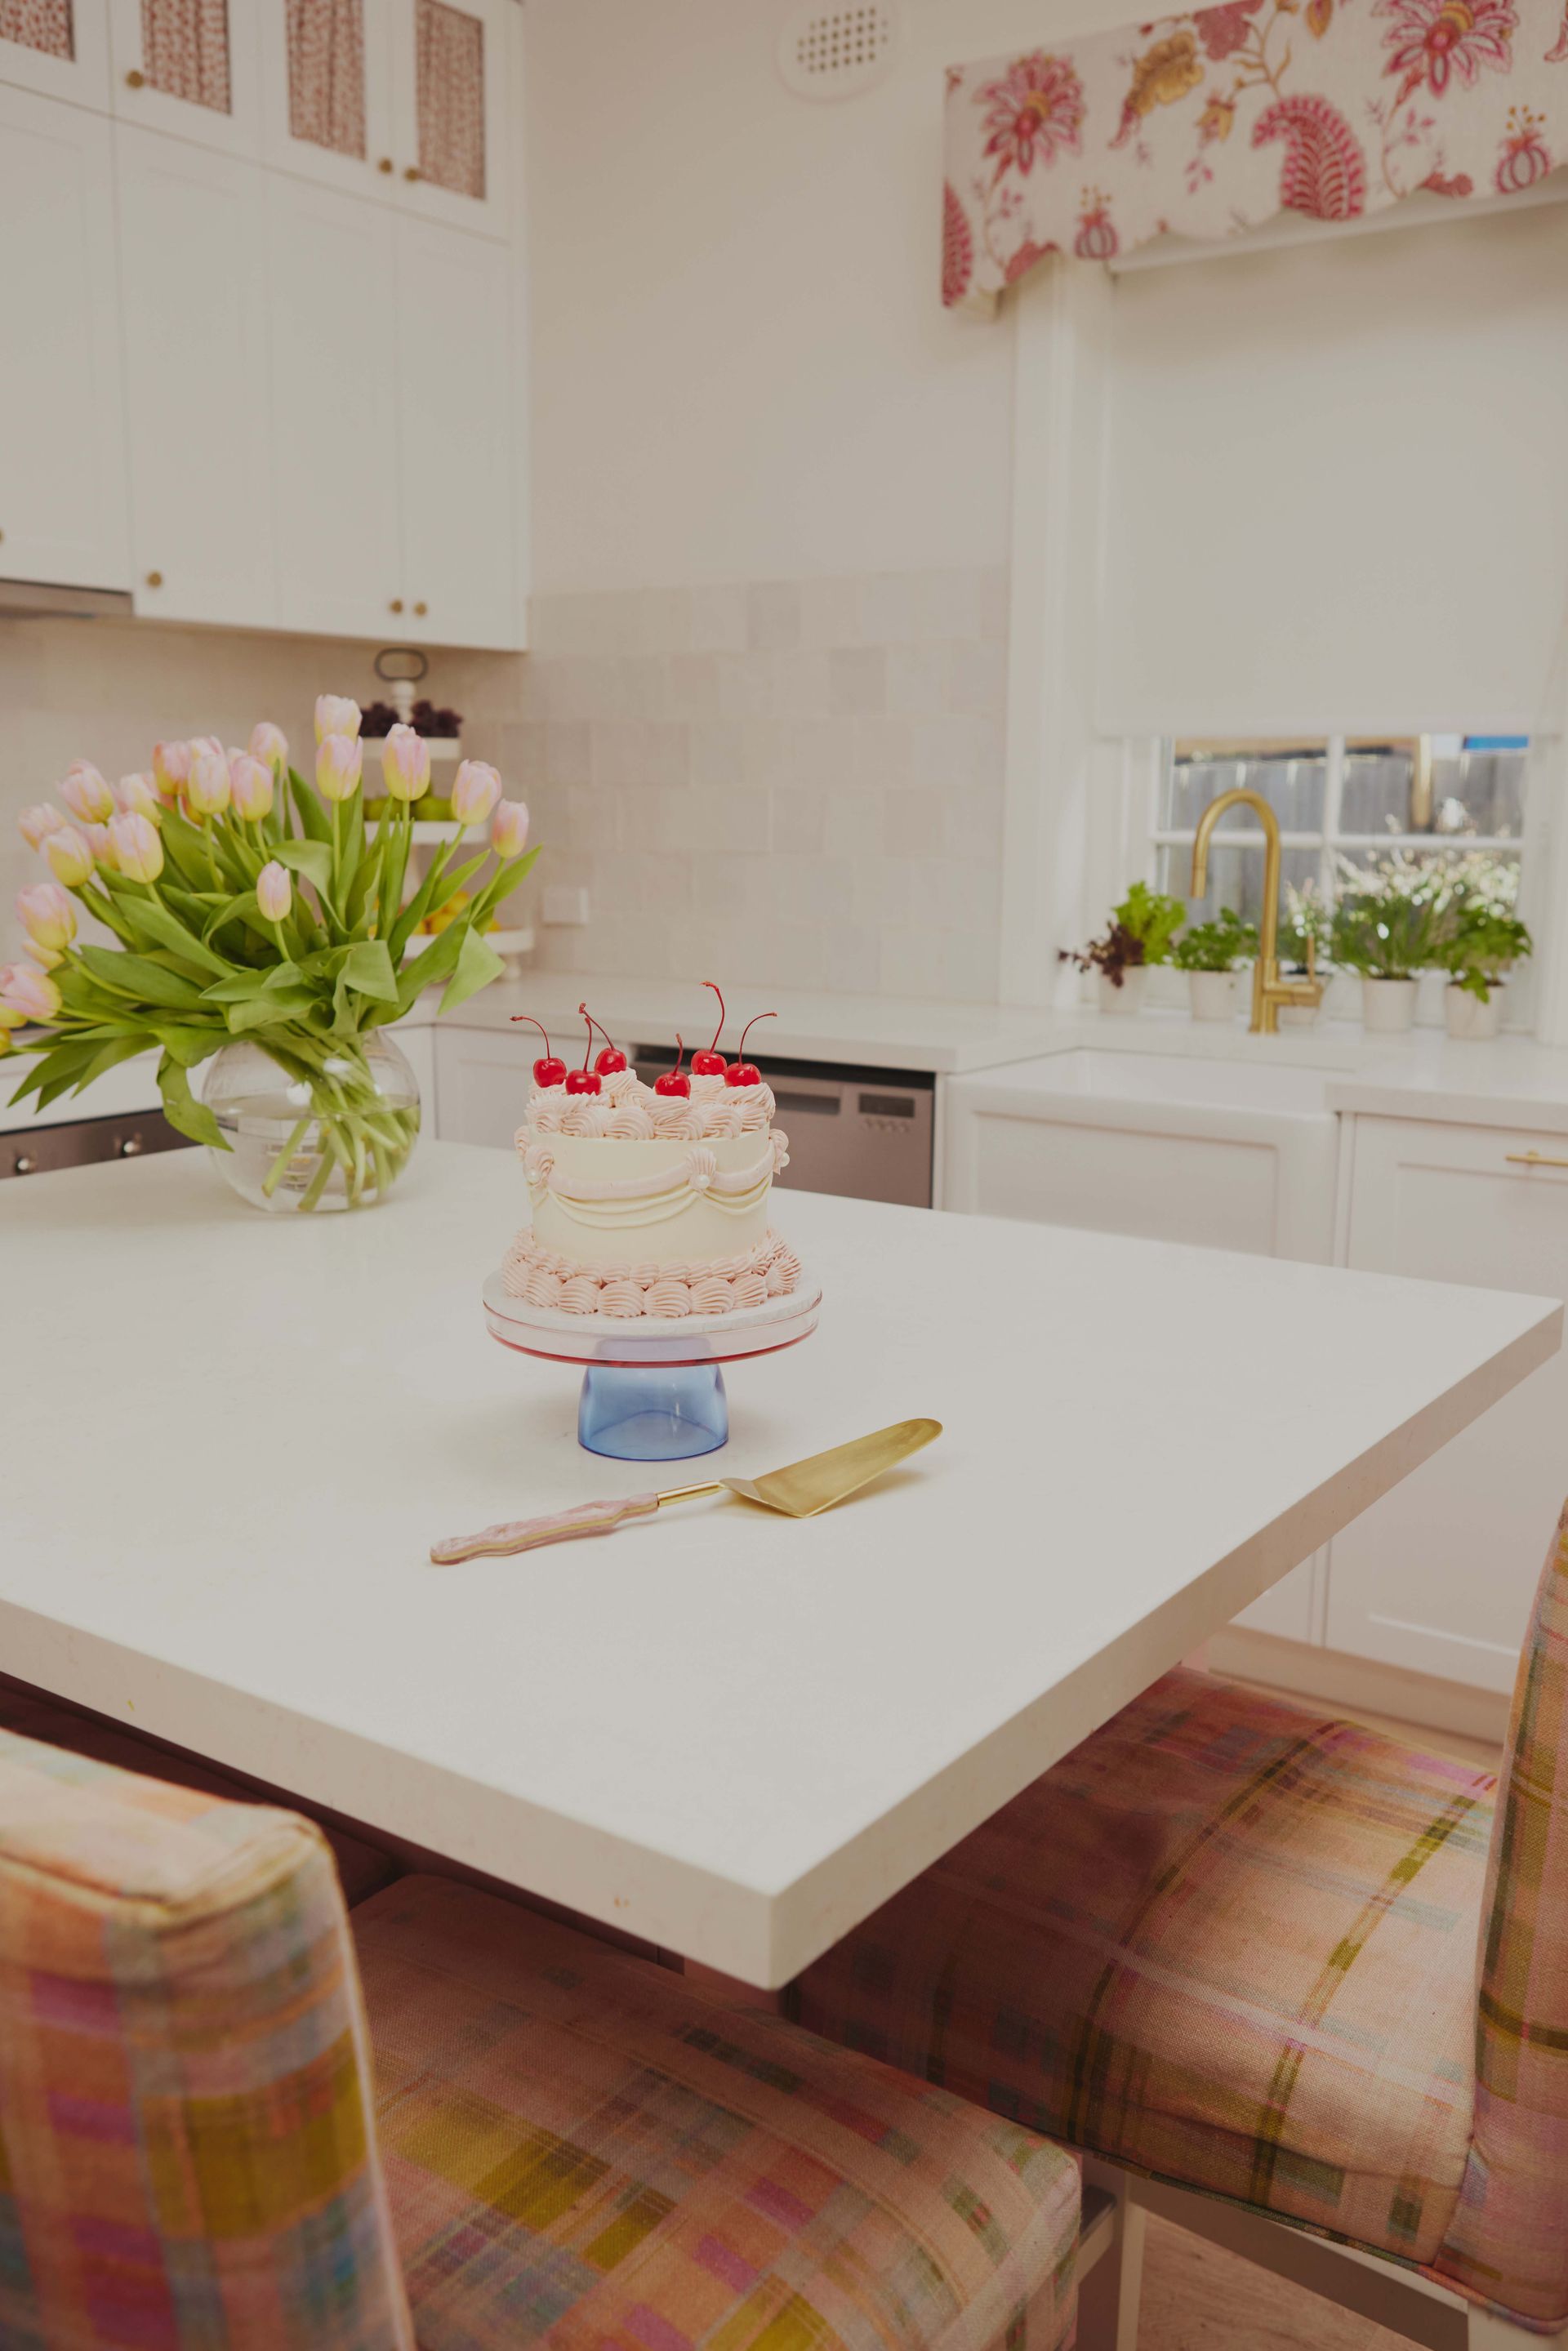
377 156 394 173
413 600 428 617
13 1153 36 1174
404 166 421 182
125 67 145 87
0 528 6 543
118 1133 144 1157
145 569 163 589
390 597 404 613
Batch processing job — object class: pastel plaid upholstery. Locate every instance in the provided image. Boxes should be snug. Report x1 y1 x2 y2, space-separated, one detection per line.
352 1872 1080 2351
1432 1503 1568 2327
0 1726 414 2350
797 1507 1568 2331
796 1676 1490 2262
0 1682 400 1908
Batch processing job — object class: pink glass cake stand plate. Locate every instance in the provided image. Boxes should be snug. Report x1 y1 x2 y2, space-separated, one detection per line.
481 1269 822 1461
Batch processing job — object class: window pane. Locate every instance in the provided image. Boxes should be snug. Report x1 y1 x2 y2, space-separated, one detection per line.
1165 742 1327 836
1339 744 1414 836
286 0 366 159
1430 741 1527 838
0 1 73 59
1339 737 1529 839
1158 841 1321 933
416 0 485 201
141 0 230 114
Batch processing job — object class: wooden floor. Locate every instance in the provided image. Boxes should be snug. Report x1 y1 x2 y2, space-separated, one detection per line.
1136 1683 1503 2351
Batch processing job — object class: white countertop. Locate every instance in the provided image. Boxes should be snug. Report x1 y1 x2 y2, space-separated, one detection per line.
1325 1028 1568 1135
1 1145 1555 1984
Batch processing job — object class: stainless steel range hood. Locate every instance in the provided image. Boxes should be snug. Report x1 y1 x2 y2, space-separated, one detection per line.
0 577 135 621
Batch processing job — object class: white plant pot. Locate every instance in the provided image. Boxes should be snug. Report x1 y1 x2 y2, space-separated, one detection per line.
1361 976 1419 1035
1098 968 1147 1015
1187 969 1239 1022
1445 982 1503 1042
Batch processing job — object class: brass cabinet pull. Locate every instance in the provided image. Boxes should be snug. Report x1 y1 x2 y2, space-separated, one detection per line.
1506 1150 1568 1170
125 68 145 87
377 157 394 173
390 597 404 613
144 570 163 589
404 166 421 182
413 600 427 617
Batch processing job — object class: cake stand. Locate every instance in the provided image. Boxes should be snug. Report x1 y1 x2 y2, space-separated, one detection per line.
482 1270 822 1461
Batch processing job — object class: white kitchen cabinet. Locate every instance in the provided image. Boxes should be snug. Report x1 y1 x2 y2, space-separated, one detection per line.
433 1024 528 1149
0 87 127 590
391 1015 439 1120
391 0 510 238
394 216 518 648
109 0 262 157
116 127 276 626
0 0 109 106
1325 1114 1568 1694
261 0 394 197
265 173 401 636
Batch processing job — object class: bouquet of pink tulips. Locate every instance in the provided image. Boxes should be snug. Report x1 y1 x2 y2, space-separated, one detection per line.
3 695 538 1209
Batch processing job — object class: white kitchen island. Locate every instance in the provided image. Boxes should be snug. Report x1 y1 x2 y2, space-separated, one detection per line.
0 1143 1557 1985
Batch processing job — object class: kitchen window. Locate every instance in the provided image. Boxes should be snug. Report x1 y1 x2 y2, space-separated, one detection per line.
1152 735 1529 934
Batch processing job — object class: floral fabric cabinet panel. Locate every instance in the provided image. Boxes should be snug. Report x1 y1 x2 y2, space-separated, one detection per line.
109 0 261 157
0 0 109 103
391 0 510 237
260 0 394 197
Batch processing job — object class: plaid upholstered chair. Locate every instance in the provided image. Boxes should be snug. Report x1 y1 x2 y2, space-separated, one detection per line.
795 1504 1568 2351
0 1725 1084 2351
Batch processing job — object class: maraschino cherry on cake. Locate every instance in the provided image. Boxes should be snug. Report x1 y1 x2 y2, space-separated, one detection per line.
501 986 802 1319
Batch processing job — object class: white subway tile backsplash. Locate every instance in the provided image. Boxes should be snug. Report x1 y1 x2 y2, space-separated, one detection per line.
827 646 887 718
747 581 802 652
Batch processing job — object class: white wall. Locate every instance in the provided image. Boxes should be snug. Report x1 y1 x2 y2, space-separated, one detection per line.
523 0 1129 594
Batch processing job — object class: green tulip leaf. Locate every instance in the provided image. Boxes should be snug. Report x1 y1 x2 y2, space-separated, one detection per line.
116 893 234 976
440 925 506 1016
275 838 333 893
158 1056 225 1149
77 946 206 1009
342 938 399 1004
287 768 332 844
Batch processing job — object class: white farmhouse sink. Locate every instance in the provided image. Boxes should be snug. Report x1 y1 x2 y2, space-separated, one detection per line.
942 1049 1340 1262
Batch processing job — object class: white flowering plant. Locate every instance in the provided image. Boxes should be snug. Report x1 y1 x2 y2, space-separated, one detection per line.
2 696 538 1207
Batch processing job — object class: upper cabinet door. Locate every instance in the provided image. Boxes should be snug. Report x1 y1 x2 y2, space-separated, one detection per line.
265 174 401 637
390 0 510 238
115 126 275 624
0 0 110 106
108 0 261 156
0 87 127 588
394 215 519 649
260 0 394 198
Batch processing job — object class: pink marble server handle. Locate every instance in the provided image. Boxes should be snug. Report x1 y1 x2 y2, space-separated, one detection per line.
430 1494 660 1565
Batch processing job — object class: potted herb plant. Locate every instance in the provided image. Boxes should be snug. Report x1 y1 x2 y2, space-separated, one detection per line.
1439 901 1532 1041
1060 882 1184 1015
1172 908 1258 1022
1278 882 1330 1030
1330 856 1447 1035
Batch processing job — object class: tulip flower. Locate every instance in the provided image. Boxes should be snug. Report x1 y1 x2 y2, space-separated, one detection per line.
153 740 192 802
108 811 163 884
250 719 288 773
229 752 274 821
491 799 530 861
19 804 65 851
114 773 161 822
381 723 431 804
84 822 118 872
316 731 363 803
452 759 502 828
186 749 231 818
315 694 361 745
17 883 76 955
0 963 60 1023
257 860 292 923
59 762 114 826
188 734 225 761
43 826 95 888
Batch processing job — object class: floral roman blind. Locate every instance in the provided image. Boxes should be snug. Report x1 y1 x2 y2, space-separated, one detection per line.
0 1 73 57
943 0 1568 302
141 0 229 115
286 0 366 160
416 0 486 201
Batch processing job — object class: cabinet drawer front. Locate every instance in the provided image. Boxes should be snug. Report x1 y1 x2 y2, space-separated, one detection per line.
1328 1115 1568 1694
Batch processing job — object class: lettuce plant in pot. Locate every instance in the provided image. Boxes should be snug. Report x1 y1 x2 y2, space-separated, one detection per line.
1172 908 1258 1022
1330 856 1446 1035
1439 903 1532 1041
1060 882 1184 1014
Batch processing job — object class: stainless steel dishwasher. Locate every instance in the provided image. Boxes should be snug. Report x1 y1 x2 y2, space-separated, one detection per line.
630 1049 933 1207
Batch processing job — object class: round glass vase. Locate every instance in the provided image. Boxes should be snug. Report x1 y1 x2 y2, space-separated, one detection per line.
202 1032 421 1214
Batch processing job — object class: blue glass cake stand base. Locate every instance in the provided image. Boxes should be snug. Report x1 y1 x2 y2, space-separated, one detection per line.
482 1271 822 1463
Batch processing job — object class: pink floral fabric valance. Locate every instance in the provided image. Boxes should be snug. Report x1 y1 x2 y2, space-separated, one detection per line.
943 0 1568 302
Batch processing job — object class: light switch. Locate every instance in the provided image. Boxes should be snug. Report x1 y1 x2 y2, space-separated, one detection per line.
542 885 590 927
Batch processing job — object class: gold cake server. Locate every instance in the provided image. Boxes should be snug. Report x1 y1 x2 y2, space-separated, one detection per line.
430 1418 941 1564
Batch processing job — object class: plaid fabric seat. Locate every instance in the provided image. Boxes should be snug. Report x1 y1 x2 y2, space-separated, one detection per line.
352 1873 1080 2351
796 1504 1568 2334
0 1681 400 1908
0 1725 412 2349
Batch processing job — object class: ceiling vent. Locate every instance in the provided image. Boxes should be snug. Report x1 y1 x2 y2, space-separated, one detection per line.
776 2 900 100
